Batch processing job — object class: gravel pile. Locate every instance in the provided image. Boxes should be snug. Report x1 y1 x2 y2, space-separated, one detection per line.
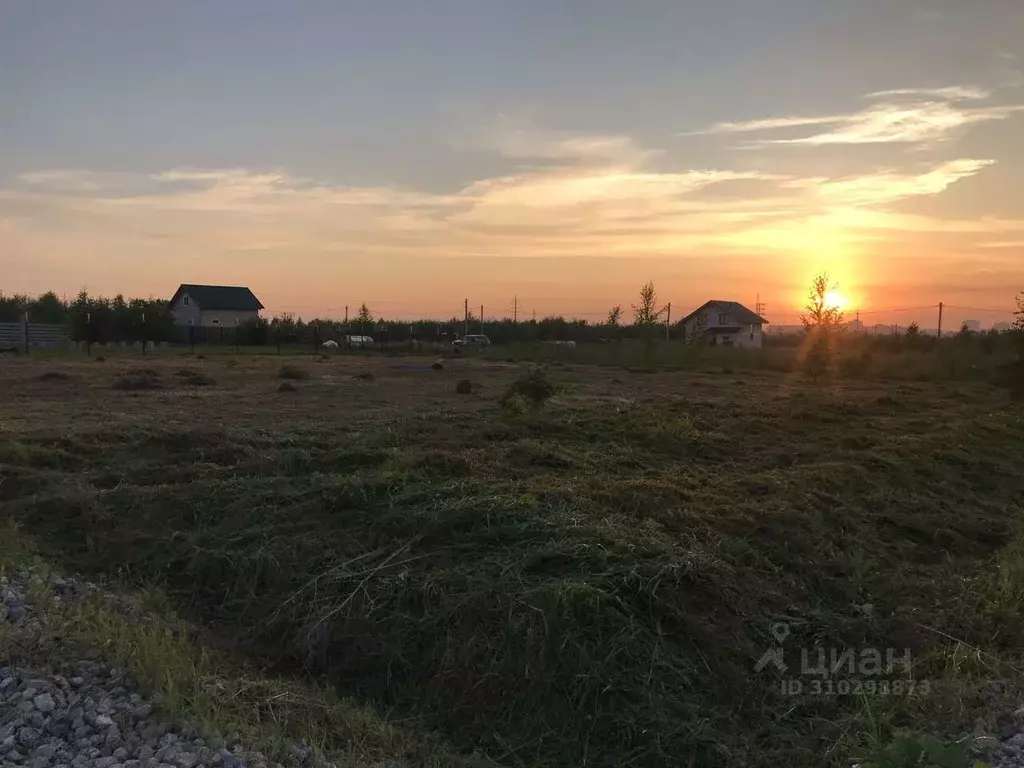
1 570 292 768
992 730 1024 768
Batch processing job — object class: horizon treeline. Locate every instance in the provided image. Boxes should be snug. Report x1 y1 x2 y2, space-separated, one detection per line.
0 289 639 344
2 288 1021 347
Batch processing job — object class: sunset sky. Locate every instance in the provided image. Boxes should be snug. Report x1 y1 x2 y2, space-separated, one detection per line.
2 1 1023 327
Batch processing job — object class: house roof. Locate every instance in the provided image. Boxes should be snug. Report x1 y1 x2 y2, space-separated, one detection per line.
678 300 767 326
169 284 264 311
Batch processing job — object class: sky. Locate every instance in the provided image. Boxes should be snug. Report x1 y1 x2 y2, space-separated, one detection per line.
2 0 1023 327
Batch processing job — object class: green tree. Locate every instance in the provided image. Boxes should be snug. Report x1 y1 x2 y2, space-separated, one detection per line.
606 305 622 327
31 291 67 324
0 292 29 322
801 274 845 334
632 281 661 327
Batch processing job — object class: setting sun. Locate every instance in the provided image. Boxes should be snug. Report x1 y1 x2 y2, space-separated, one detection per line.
824 290 848 310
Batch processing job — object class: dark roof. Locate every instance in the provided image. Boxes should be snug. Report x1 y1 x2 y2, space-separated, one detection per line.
678 300 767 326
169 284 264 311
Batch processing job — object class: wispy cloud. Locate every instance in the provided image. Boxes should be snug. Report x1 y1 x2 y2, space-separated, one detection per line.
3 111 1022 299
17 169 129 193
688 85 1023 147
793 159 994 205
867 85 990 100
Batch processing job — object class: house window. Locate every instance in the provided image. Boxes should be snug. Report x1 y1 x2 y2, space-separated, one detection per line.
718 313 729 324
211 319 220 325
182 295 190 307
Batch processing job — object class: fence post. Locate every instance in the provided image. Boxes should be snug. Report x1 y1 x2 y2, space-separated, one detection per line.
86 312 92 357
189 323 195 354
23 312 29 355
141 313 147 355
277 325 281 355
235 318 240 353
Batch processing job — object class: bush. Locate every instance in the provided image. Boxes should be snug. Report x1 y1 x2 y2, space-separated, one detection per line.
36 371 72 382
803 334 832 382
455 379 473 394
175 369 215 387
279 365 310 381
277 382 298 393
431 362 444 371
502 367 557 409
354 372 377 382
998 351 1024 400
113 370 161 390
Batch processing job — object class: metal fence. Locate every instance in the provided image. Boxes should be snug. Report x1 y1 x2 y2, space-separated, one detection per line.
0 322 69 351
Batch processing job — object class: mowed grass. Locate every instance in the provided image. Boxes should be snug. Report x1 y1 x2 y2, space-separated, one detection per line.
2 354 1024 767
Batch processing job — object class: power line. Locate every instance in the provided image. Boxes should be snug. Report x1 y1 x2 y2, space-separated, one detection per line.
943 305 1018 314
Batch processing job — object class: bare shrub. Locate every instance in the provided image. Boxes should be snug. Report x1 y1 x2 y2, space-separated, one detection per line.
279 365 310 381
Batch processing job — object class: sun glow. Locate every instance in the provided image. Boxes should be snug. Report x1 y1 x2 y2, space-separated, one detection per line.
824 290 848 310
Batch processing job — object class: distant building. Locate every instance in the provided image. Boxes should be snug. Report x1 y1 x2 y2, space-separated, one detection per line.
963 319 981 332
679 300 768 348
993 322 1013 332
169 284 264 329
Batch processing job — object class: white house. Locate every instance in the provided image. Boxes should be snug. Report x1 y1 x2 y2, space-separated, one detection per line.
679 300 768 348
169 284 264 329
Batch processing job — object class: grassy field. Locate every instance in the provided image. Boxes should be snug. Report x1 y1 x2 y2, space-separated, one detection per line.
2 352 1024 767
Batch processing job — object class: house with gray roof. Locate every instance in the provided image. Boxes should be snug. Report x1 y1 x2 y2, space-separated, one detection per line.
169 284 264 329
678 300 768 348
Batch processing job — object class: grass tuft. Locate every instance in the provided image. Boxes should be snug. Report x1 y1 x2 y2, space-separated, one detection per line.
113 368 161 390
175 368 215 386
279 365 310 381
36 371 73 382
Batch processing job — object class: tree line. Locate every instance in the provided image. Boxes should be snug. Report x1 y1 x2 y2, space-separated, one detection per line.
0 282 688 346
2 281 1020 348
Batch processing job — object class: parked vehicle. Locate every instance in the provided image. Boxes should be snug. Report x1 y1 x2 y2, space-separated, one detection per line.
345 335 374 347
453 334 491 349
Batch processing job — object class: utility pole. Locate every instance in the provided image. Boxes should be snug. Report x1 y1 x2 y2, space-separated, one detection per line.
513 295 518 323
464 299 469 338
665 302 671 341
480 304 484 333
344 305 349 323
937 302 944 338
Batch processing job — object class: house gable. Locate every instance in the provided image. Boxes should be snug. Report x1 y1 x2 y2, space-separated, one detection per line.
680 300 767 330
168 284 264 312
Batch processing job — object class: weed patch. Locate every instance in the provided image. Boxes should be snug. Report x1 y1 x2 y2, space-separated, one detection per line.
36 371 73 382
279 365 310 381
175 368 215 386
113 369 161 390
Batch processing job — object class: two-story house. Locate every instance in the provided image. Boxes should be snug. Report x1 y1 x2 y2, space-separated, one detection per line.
679 300 768 348
169 284 264 329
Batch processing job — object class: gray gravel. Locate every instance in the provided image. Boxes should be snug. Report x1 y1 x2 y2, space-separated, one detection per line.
2 570 308 768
